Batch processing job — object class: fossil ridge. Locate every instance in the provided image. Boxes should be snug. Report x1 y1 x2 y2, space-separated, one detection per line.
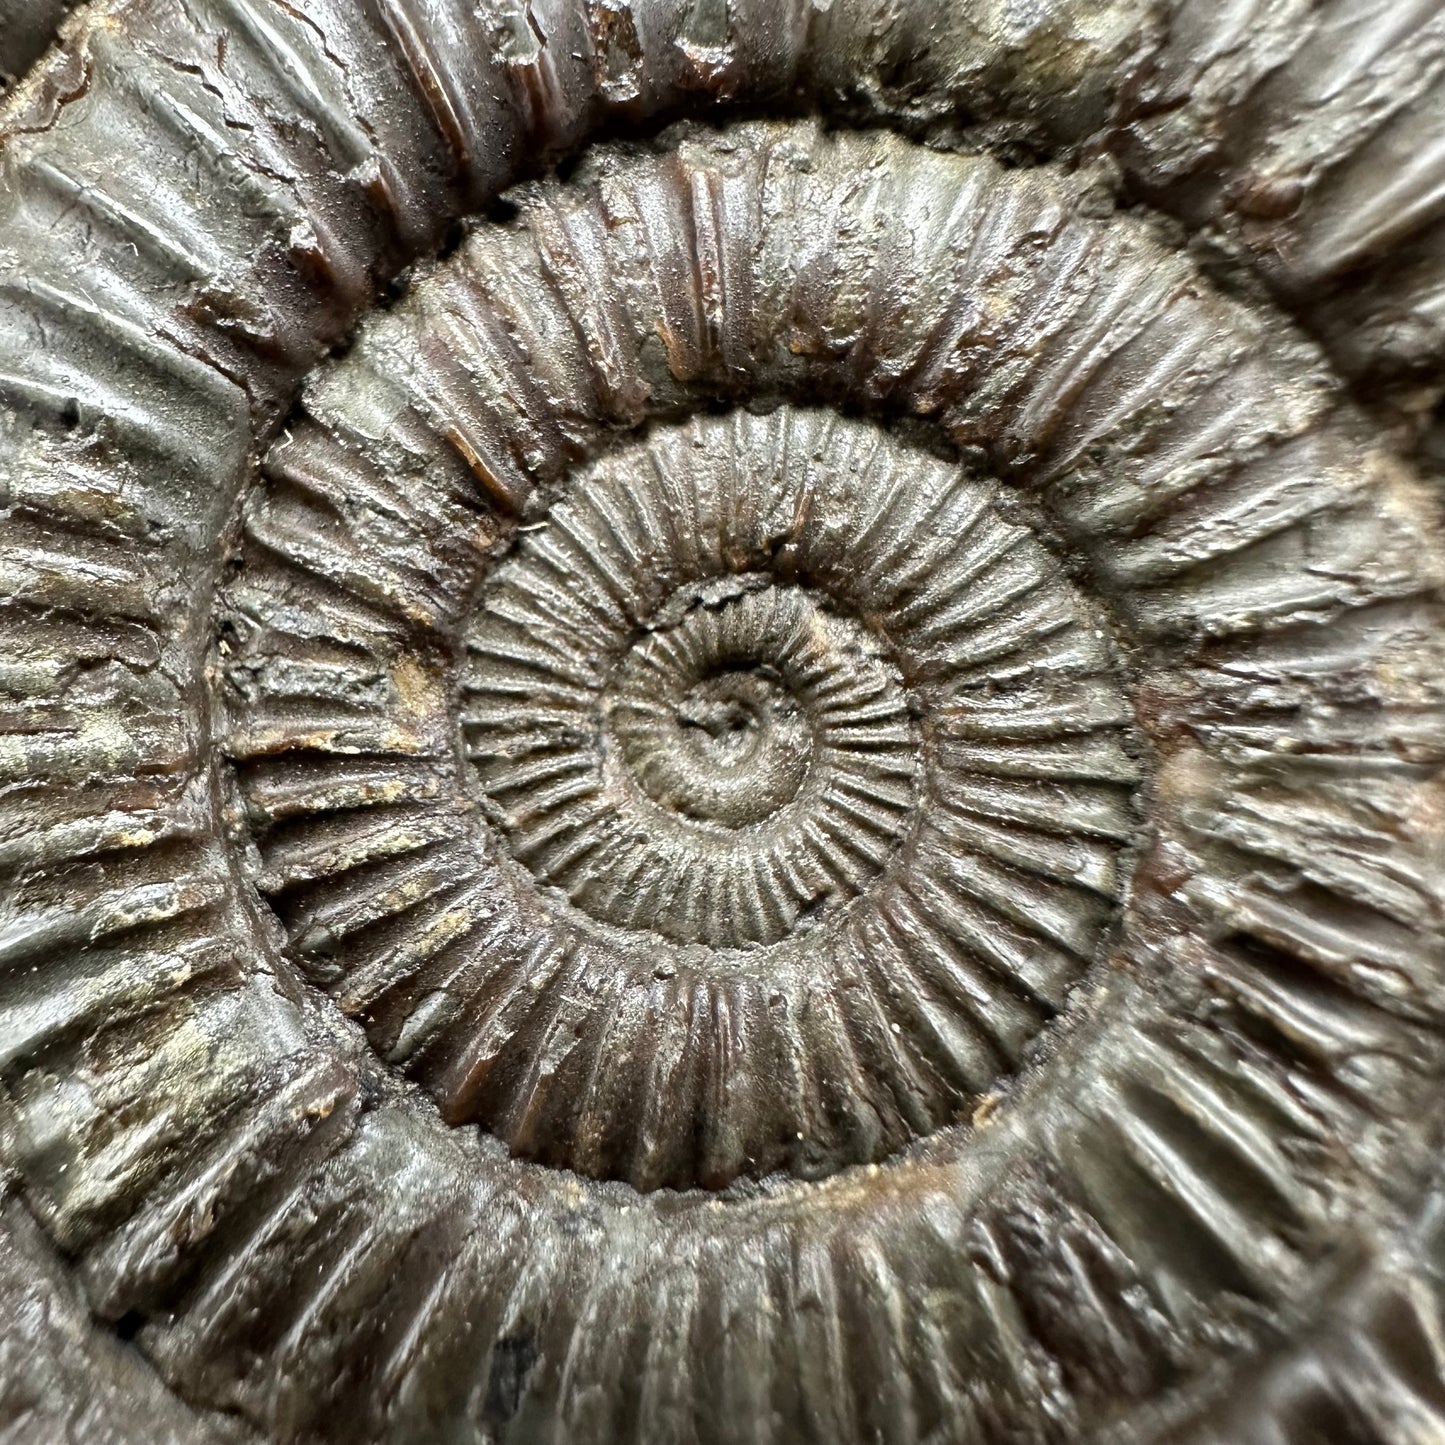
0 3 1444 1444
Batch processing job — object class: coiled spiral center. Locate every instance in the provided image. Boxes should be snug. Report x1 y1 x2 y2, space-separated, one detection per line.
611 585 821 831
640 663 804 823
222 399 1144 1187
468 564 918 946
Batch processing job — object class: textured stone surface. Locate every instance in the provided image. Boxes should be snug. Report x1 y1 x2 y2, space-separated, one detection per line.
0 1 75 89
1 2 1444 1442
0 1203 248 1445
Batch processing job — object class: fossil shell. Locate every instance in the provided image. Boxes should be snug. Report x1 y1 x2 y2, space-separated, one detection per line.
2 4 1445 1444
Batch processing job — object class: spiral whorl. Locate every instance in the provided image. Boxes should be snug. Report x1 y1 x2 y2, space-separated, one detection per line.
243 405 1134 1188
3 5 1445 1444
198 116 1445 1417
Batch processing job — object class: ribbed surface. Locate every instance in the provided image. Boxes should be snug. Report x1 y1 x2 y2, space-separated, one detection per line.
0 3 1441 1443
229 402 1135 1189
196 119 1445 1436
1125 0 1445 400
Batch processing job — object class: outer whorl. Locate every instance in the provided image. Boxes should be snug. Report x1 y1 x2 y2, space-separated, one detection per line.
2 5 1445 1445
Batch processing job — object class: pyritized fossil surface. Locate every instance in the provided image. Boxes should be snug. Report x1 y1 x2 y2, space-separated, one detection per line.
2 4 1445 1445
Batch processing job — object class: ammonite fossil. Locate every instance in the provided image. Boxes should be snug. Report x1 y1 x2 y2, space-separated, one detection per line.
3 3 1445 1443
